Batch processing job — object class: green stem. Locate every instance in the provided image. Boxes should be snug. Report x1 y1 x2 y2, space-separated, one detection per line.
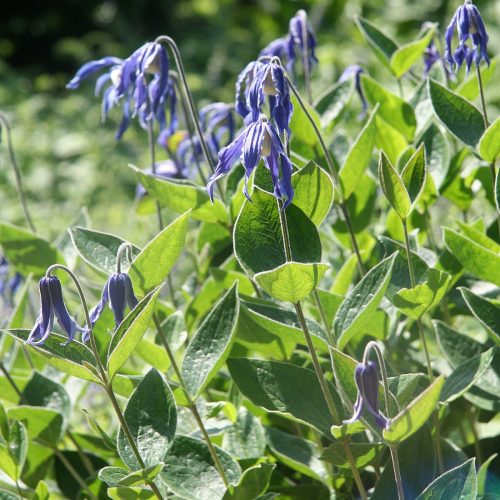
476 65 500 239
45 265 164 500
0 112 36 233
390 446 406 500
53 448 97 500
0 362 23 401
277 200 368 500
153 315 229 487
284 73 365 275
298 10 313 103
67 429 95 477
147 119 165 231
313 289 335 346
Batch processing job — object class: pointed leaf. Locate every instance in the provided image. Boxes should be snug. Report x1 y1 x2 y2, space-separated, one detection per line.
320 442 384 469
401 143 427 207
129 211 189 293
181 283 239 397
390 27 435 78
117 369 176 470
378 152 411 219
460 287 500 343
478 115 500 163
355 17 398 70
427 78 485 147
222 463 275 500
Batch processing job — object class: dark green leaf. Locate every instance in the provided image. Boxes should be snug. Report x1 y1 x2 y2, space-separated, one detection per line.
320 442 383 469
355 17 398 69
378 152 411 219
460 287 500 343
222 463 275 500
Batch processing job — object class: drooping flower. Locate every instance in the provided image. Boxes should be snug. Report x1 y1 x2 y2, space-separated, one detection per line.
67 42 176 139
0 257 22 307
287 10 318 73
235 61 265 119
27 276 88 346
343 360 389 429
199 102 236 153
259 38 289 65
207 114 294 208
339 65 367 120
89 273 139 331
445 0 489 73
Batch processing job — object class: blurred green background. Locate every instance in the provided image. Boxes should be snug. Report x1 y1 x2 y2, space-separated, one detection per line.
1 0 499 243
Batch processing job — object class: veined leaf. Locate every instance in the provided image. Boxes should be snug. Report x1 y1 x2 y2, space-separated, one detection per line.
478 115 500 163
378 152 411 220
390 27 435 78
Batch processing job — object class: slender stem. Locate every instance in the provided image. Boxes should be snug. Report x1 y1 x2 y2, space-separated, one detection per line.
169 70 207 184
277 200 367 500
153 314 229 487
67 429 95 477
298 10 312 103
53 448 97 500
397 79 404 99
285 73 365 275
147 119 164 230
116 242 132 274
313 289 335 346
468 406 482 466
0 361 23 400
44 265 163 499
390 446 406 500
476 65 500 239
0 112 36 233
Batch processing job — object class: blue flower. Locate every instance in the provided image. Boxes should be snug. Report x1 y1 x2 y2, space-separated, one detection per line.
235 61 265 119
89 273 139 331
199 102 236 153
339 65 368 120
67 42 175 139
287 10 318 73
27 276 88 346
344 360 389 429
445 0 489 73
0 257 22 307
207 114 294 208
259 38 289 65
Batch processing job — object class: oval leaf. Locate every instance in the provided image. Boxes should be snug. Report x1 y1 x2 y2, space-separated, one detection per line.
378 152 411 220
479 115 500 163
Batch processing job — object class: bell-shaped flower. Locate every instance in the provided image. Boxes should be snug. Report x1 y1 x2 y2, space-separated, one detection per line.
287 10 318 73
235 61 265 119
259 38 289 64
207 114 294 209
89 272 139 331
339 65 368 120
27 276 88 346
445 0 489 73
344 360 389 429
246 59 293 136
199 102 236 153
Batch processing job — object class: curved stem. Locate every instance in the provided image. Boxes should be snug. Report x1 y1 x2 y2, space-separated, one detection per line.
44 265 163 499
284 74 365 275
298 10 312 103
169 70 207 185
153 314 229 487
0 112 36 233
147 119 165 230
116 242 133 274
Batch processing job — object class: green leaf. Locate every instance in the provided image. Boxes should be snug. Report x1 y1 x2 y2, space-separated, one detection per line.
378 152 411 219
420 123 450 190
129 211 189 294
393 268 451 320
33 480 50 500
3 329 99 383
457 57 498 100
443 227 500 286
107 287 161 379
339 105 378 199
99 466 129 486
440 348 495 403
320 442 384 469
383 376 444 445
355 17 398 70
477 453 498 497
227 358 339 435
289 94 321 146
0 223 65 278
374 115 408 164
334 253 396 350
415 458 477 500
291 162 334 226
160 435 241 500
314 79 353 129
117 369 176 470
496 168 500 214
460 287 500 343
427 78 485 147
117 463 164 487
6 420 27 480
479 115 500 162
69 227 140 275
255 262 329 303
390 27 435 78
22 372 71 422
181 284 239 397
7 406 63 446
132 166 228 224
266 427 328 483
362 74 416 141
401 143 427 208
107 486 155 499
222 463 275 500
234 188 322 276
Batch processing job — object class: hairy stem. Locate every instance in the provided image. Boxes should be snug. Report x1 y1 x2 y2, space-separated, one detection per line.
0 112 36 233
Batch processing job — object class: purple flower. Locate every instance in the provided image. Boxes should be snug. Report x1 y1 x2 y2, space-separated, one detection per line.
199 102 236 153
235 61 265 119
0 257 22 307
339 65 367 120
207 114 294 209
89 273 139 331
67 42 175 139
259 38 289 64
445 0 489 73
344 360 389 429
27 276 88 346
287 10 318 73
